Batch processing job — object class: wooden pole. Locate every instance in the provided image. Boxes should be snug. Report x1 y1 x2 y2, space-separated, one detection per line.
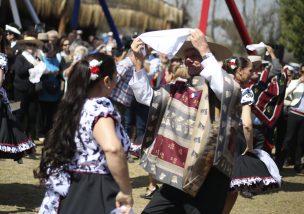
198 0 210 33
225 0 255 54
58 15 67 37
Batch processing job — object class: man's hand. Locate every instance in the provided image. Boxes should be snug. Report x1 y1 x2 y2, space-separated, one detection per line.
130 37 145 71
189 29 210 57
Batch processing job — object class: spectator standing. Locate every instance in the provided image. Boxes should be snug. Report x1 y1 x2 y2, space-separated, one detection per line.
37 43 63 138
13 35 43 140
4 23 22 100
280 64 304 173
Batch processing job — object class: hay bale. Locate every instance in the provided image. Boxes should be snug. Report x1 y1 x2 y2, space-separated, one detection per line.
31 0 183 31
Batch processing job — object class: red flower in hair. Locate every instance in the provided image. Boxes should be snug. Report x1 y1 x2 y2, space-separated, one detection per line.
90 66 100 74
89 59 103 80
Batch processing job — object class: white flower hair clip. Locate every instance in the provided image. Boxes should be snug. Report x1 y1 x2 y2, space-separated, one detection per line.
229 58 237 70
89 59 103 81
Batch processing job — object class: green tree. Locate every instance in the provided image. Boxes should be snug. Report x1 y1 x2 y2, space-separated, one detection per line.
280 0 304 62
209 1 281 56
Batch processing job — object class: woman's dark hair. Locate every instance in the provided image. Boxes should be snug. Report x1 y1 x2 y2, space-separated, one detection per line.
0 27 5 53
35 52 116 181
223 56 251 75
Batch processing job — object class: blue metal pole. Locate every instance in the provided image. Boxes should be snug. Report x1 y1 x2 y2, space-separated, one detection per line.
98 0 123 49
23 0 40 24
9 0 22 28
71 0 81 30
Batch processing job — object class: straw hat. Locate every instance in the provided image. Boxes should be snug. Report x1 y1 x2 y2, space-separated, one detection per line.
18 36 43 47
37 33 48 42
175 38 232 62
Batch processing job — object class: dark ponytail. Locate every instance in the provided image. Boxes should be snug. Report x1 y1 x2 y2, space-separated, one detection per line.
35 52 116 181
223 56 251 75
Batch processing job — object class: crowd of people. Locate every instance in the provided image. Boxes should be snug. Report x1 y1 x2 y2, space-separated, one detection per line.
0 22 303 214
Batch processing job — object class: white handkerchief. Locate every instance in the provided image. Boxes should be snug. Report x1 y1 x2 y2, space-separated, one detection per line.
139 28 192 59
29 61 46 83
246 42 266 51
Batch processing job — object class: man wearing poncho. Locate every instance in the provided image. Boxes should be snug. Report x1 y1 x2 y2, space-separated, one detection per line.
129 28 241 213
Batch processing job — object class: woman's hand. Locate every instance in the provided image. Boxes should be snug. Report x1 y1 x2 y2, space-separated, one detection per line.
115 191 134 214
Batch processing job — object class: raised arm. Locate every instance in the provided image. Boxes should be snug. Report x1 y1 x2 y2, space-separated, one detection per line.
189 29 224 100
265 45 282 78
129 38 153 106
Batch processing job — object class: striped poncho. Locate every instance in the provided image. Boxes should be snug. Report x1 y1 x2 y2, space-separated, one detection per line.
140 73 241 196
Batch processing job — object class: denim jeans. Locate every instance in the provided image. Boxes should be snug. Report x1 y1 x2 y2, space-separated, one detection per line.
124 99 149 145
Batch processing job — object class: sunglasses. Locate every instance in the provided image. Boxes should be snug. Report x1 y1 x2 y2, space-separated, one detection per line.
62 43 70 46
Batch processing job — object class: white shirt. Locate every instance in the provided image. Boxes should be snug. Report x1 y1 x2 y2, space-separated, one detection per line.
129 55 224 106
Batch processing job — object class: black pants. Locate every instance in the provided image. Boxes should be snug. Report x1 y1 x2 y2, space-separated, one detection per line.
14 89 38 139
142 167 230 214
282 113 304 166
37 100 59 137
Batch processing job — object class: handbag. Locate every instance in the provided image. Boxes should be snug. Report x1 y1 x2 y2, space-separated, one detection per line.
35 81 43 93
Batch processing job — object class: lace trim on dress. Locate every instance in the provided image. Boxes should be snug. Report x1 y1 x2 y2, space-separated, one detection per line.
0 139 35 153
230 176 279 193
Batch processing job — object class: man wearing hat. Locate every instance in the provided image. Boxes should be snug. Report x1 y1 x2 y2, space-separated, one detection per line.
129 28 241 213
13 35 43 140
4 23 22 100
5 23 21 50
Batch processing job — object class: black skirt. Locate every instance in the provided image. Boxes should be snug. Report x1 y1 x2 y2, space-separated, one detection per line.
59 173 119 214
0 100 35 160
230 152 280 194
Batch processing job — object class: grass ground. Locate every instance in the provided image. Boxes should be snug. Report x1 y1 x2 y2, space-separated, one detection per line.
1 141 304 214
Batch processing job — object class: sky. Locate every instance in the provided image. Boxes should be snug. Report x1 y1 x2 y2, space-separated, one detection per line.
163 0 284 58
164 0 276 27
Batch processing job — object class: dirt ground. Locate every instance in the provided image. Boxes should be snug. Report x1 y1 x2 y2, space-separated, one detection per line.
0 141 304 214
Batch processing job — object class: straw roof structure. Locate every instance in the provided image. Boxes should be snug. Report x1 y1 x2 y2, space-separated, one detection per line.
31 0 183 31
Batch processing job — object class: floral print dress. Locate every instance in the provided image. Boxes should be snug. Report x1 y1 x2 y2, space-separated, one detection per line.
39 97 130 214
